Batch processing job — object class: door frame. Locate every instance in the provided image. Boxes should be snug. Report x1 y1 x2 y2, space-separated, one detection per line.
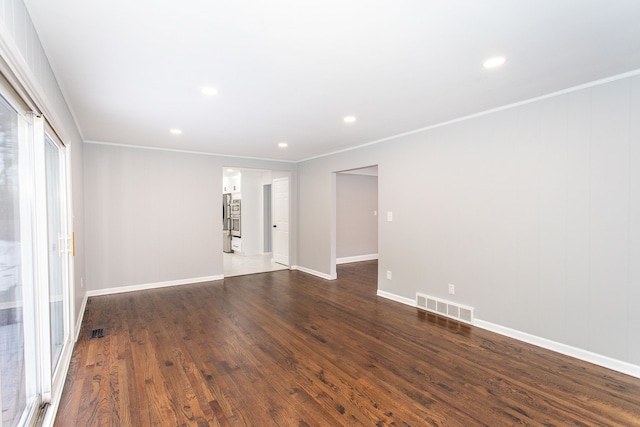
220 168 293 276
331 165 380 279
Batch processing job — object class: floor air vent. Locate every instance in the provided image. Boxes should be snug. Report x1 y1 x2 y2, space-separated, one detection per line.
416 293 474 325
89 328 104 339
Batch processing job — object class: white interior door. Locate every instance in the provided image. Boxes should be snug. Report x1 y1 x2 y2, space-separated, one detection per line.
272 177 289 266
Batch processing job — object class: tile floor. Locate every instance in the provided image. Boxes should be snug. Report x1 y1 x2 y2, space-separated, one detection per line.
223 252 289 277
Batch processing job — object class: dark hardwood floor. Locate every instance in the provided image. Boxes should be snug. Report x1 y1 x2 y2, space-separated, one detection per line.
55 261 640 426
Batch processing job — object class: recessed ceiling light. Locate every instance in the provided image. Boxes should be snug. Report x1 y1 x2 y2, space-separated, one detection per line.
483 57 506 69
201 86 219 96
170 128 182 135
343 116 356 123
278 142 288 148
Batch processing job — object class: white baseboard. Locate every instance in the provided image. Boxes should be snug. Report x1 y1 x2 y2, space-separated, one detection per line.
291 265 336 280
74 293 88 342
376 290 416 306
376 290 640 379
336 254 378 265
473 319 640 379
86 275 224 297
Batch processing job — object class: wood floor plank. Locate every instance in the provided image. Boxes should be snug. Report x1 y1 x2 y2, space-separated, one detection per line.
55 261 640 426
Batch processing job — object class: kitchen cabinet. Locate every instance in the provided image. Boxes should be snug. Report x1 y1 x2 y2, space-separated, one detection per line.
223 175 241 193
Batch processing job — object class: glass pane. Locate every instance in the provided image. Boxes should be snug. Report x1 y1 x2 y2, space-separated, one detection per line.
45 135 65 371
0 96 27 426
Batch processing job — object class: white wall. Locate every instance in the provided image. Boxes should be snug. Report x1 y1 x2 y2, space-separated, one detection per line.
0 0 86 325
336 173 378 259
85 143 296 291
297 73 640 368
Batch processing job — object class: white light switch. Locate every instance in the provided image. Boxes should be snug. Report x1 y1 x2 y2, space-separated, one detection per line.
387 212 393 221
374 210 377 216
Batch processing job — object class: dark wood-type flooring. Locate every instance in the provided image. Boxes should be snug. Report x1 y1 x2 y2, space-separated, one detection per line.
55 261 640 426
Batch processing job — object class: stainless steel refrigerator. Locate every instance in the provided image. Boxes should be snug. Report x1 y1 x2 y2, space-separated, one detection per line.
222 193 233 252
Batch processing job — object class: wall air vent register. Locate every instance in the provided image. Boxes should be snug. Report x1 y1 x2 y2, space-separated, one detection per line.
416 293 474 324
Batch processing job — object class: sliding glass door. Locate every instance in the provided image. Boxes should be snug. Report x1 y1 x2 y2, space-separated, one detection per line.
44 133 69 375
0 79 73 425
0 93 38 427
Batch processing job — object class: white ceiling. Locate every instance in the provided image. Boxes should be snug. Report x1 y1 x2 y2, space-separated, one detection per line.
24 1 640 162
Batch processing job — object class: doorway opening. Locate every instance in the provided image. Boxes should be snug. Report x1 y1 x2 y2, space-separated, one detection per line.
221 167 290 277
333 165 379 279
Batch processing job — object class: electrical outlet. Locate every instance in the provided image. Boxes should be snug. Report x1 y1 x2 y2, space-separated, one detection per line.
387 212 393 221
448 283 455 295
386 270 392 280
374 210 377 216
